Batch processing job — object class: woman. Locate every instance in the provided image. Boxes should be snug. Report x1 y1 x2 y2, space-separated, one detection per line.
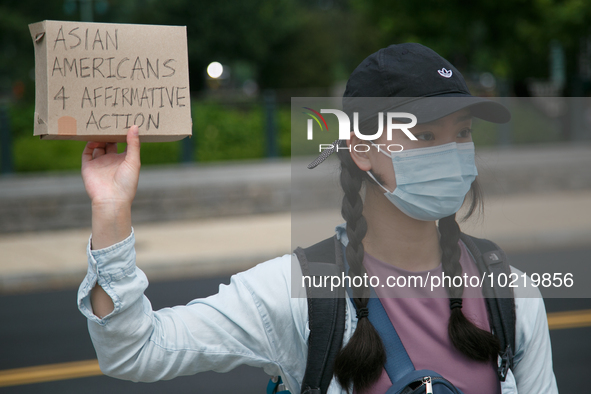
78 43 558 394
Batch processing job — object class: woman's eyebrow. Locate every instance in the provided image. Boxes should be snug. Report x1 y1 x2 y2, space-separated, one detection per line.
454 114 473 124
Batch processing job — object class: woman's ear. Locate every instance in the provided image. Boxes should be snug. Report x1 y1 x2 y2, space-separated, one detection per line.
348 131 372 171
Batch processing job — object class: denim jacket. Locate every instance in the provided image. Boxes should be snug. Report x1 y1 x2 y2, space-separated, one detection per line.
78 228 558 394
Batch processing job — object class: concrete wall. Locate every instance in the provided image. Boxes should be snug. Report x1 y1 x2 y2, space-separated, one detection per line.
1 142 590 233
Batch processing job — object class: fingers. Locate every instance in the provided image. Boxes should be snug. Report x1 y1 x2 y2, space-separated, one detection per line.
125 125 141 166
105 142 118 155
93 146 107 159
82 141 96 164
82 127 139 165
82 141 106 163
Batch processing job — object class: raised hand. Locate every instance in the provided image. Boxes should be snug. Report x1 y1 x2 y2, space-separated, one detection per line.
82 125 141 207
81 125 141 250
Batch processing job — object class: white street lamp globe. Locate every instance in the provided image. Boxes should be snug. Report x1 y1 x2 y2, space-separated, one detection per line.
207 62 223 79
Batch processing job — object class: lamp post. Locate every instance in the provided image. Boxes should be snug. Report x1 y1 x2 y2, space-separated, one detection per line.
80 0 93 22
63 0 94 22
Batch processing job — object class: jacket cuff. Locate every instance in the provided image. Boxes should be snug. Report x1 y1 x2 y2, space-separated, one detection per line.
78 229 140 325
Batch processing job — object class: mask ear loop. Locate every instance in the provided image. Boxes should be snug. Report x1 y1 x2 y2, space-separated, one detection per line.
366 141 395 194
366 170 393 194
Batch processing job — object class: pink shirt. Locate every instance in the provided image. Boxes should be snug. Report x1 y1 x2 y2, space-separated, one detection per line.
356 240 501 394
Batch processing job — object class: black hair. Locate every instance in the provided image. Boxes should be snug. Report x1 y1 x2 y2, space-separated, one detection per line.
332 145 499 393
332 146 386 393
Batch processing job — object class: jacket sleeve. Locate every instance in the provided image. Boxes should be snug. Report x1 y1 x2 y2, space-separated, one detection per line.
77 229 308 386
511 267 559 394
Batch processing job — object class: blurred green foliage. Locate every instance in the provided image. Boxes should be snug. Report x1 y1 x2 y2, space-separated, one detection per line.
0 0 364 99
349 0 591 90
5 0 587 98
2 0 590 173
4 96 570 172
7 100 291 172
193 101 291 161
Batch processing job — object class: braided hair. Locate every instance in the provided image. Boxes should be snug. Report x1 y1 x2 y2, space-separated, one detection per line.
439 212 500 360
332 146 500 393
332 146 386 393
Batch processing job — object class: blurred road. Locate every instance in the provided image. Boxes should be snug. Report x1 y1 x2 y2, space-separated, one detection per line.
1 257 590 394
0 143 590 392
0 274 270 394
2 189 590 293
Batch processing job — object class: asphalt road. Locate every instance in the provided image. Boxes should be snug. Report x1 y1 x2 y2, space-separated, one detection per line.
1 247 590 393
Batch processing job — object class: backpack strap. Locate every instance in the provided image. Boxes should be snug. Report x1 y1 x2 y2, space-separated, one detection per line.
294 236 346 394
292 233 515 391
459 233 516 382
366 297 415 382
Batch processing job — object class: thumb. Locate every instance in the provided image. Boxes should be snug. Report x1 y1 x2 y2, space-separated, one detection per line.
125 125 141 166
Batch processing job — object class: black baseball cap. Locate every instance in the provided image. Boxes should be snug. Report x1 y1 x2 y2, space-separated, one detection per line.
307 43 511 168
343 43 511 124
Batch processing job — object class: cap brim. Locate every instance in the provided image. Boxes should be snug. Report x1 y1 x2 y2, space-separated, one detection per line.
394 95 511 124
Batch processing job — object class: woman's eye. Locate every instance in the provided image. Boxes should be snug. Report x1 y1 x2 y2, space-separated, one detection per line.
416 132 434 141
457 128 473 138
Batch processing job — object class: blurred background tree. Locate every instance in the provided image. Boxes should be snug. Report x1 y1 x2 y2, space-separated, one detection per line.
349 0 591 96
3 0 591 98
1 0 590 172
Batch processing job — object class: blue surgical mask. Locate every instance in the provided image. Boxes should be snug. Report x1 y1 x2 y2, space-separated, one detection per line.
366 142 478 221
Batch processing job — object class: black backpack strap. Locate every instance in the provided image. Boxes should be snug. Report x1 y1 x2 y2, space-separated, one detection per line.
460 233 516 381
294 236 346 394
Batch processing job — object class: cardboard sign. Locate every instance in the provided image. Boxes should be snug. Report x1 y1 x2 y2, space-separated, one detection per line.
29 20 192 142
